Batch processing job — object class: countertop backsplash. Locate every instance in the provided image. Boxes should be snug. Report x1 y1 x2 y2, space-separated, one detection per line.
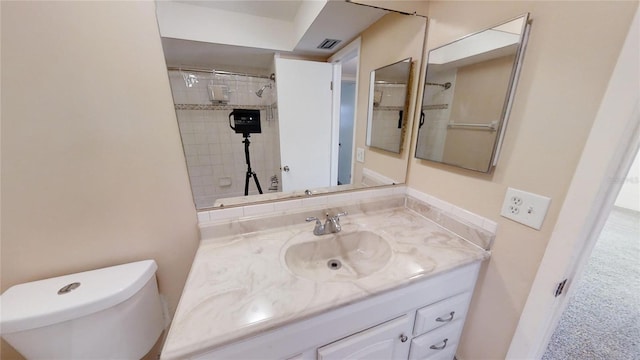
197 185 496 250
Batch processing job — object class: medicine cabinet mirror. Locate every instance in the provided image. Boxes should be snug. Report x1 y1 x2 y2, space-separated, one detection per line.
366 58 412 154
415 14 530 172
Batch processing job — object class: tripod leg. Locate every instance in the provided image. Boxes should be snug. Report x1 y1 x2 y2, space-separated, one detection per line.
245 171 251 196
252 172 263 194
242 135 263 195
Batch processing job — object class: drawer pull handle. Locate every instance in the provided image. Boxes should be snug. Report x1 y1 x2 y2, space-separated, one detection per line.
399 334 408 343
436 311 455 322
429 338 448 350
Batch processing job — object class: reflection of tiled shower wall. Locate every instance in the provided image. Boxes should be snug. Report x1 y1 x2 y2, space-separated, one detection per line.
370 84 406 151
168 70 281 209
417 69 457 161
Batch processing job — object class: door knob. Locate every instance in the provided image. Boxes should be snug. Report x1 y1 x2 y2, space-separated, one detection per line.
282 166 290 172
399 334 408 343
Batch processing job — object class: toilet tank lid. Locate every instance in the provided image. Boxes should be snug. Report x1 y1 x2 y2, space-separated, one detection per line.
0 260 158 334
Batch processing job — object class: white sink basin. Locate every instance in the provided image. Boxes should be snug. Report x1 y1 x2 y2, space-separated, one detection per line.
284 230 392 281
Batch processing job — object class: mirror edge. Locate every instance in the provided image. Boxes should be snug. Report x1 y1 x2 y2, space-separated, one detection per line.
490 12 532 170
399 57 415 154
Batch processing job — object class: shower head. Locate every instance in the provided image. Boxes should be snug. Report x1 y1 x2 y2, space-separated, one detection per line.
256 83 272 98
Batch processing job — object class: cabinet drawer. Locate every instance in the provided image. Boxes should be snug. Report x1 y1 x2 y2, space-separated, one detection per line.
317 315 412 360
408 320 465 360
424 346 457 360
413 291 472 336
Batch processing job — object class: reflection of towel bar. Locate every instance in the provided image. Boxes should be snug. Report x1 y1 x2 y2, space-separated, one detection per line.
447 121 497 131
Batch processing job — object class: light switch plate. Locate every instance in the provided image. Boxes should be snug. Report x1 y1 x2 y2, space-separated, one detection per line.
356 147 365 163
500 187 551 230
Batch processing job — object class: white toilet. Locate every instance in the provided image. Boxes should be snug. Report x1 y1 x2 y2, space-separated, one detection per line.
0 260 165 359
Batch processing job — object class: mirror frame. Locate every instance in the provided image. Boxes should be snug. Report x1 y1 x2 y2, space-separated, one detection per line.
366 57 413 154
415 13 531 173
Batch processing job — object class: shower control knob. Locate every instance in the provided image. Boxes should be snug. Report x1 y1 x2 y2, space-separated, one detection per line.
282 166 290 172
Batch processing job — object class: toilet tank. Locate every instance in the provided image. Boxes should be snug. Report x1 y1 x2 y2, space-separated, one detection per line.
0 260 165 359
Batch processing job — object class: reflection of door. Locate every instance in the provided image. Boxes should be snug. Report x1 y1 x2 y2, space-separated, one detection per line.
338 81 355 185
275 58 333 192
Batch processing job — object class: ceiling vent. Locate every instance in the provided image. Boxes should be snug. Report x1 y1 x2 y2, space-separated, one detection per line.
317 39 342 50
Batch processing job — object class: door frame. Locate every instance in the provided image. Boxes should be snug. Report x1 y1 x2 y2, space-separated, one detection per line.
329 37 361 186
507 8 640 358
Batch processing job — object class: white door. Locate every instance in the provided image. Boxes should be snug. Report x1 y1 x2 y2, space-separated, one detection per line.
275 58 333 192
317 315 411 360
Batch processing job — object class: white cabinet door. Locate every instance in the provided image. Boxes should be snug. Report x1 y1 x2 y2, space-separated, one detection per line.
275 57 333 192
317 315 412 360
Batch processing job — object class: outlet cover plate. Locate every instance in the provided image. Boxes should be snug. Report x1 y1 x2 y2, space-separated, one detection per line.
500 187 551 230
356 147 365 163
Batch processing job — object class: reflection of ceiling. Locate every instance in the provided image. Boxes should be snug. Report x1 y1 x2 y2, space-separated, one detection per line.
429 29 520 65
430 43 518 73
159 0 387 70
427 16 526 73
162 38 276 73
375 59 412 83
428 16 525 71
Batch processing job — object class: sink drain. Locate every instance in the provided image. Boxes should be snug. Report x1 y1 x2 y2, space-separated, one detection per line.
327 259 342 270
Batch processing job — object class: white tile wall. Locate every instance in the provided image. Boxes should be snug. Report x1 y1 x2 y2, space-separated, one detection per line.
370 84 406 152
169 71 281 209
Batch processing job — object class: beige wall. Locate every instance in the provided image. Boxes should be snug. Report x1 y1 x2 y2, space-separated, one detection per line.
354 12 426 184
442 54 515 170
1 2 200 358
407 1 638 359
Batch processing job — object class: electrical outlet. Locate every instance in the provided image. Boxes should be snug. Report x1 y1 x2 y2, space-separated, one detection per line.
356 147 365 163
500 187 551 230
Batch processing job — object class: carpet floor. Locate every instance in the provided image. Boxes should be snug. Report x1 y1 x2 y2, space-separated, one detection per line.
542 207 640 360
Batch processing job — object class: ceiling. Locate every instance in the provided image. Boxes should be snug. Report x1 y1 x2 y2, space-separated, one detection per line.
293 1 387 55
176 0 303 21
161 1 387 72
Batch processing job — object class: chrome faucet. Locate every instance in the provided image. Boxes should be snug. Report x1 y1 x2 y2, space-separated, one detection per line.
306 212 348 236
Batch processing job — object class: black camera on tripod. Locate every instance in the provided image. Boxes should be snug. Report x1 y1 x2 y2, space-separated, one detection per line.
229 109 261 137
228 109 263 196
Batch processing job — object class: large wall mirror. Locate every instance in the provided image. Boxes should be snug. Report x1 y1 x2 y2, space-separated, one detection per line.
155 0 426 210
366 58 412 154
415 14 531 173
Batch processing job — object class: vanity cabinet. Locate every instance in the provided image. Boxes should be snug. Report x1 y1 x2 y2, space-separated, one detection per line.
191 261 480 360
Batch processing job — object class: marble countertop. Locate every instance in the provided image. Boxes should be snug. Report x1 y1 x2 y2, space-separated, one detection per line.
161 205 490 359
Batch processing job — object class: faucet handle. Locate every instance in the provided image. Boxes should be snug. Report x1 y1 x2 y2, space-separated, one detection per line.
325 212 348 219
306 216 325 236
